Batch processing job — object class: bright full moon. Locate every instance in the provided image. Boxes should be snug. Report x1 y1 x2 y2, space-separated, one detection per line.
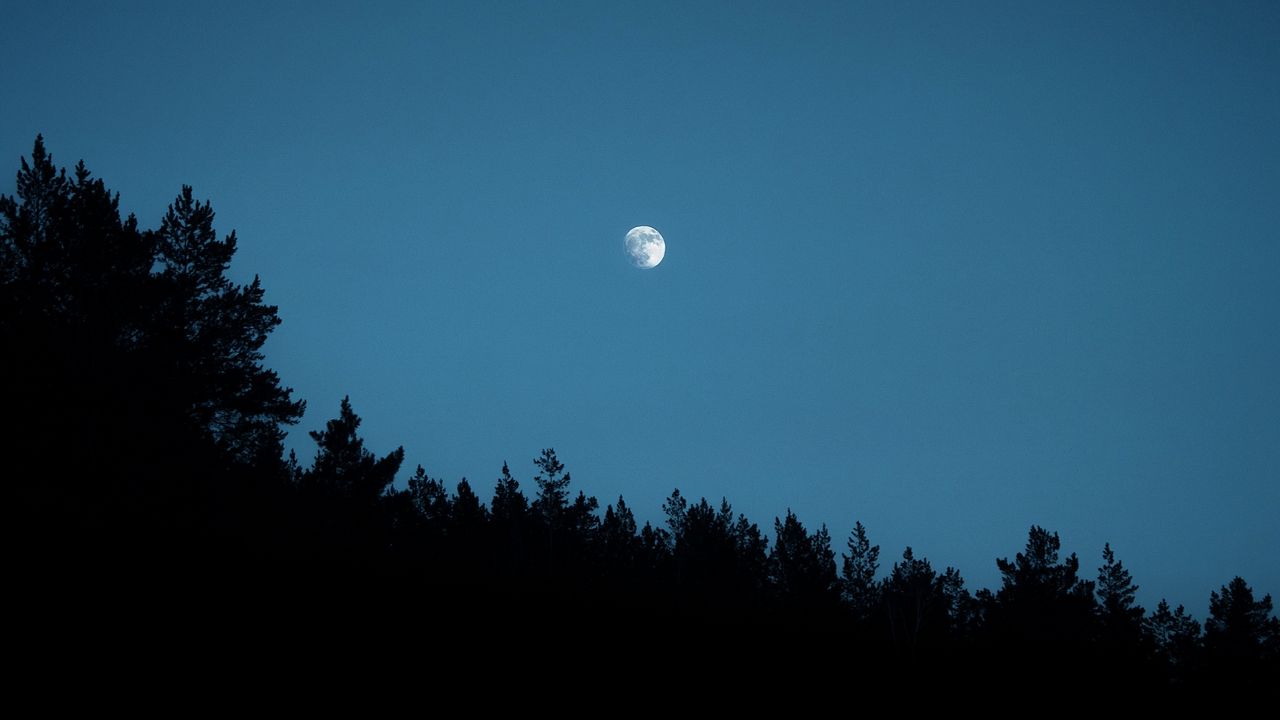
625 226 665 269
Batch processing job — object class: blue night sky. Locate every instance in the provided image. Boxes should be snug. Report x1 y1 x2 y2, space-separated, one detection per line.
4 1 1277 614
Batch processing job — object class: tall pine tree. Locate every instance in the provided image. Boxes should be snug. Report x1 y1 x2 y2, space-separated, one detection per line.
151 185 304 463
841 520 881 623
302 396 404 502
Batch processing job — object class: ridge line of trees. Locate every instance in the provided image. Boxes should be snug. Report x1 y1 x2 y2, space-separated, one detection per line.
4 137 1276 688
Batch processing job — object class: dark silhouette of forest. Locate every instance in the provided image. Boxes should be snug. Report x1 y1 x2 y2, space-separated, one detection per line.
4 138 1276 689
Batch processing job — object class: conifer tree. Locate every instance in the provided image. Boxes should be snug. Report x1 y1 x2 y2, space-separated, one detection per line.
1206 577 1280 664
769 510 837 607
1096 542 1145 650
150 185 304 463
841 521 881 621
302 396 404 502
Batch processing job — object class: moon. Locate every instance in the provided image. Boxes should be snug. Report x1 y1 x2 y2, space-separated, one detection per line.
625 226 666 269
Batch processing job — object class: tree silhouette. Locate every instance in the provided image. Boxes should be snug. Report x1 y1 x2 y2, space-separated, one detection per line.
599 496 640 571
2 140 151 470
529 448 597 575
408 464 451 525
6 135 1277 695
447 478 489 578
451 479 488 532
637 520 673 584
878 548 974 658
986 526 1098 674
1205 576 1280 683
293 396 405 573
939 566 976 645
490 461 530 578
1 148 151 338
882 547 943 655
730 508 770 595
1096 543 1143 628
491 461 528 523
1 137 302 499
1147 599 1202 682
664 490 769 618
302 396 404 502
1093 542 1149 680
2 137 301 570
768 510 837 613
151 185 304 463
531 447 569 523
840 521 881 624
565 491 601 545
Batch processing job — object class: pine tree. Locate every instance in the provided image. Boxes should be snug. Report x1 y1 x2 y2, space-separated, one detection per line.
882 547 953 655
565 490 600 541
448 478 489 578
302 396 404 502
3 138 160 547
1096 542 1145 653
1146 599 1202 676
2 138 151 390
841 520 881 621
987 526 1098 666
531 448 569 525
3 138 307 559
491 462 528 523
407 465 450 525
451 478 488 530
663 492 768 614
0 136 70 289
769 510 837 608
2 137 302 473
995 526 1095 603
940 566 976 642
150 185 304 463
1205 576 1280 665
731 511 770 592
662 488 688 538
638 520 672 575
599 496 640 570
529 448 596 574
490 462 529 578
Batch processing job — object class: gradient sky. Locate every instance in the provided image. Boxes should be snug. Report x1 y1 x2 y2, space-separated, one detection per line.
4 1 1277 615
